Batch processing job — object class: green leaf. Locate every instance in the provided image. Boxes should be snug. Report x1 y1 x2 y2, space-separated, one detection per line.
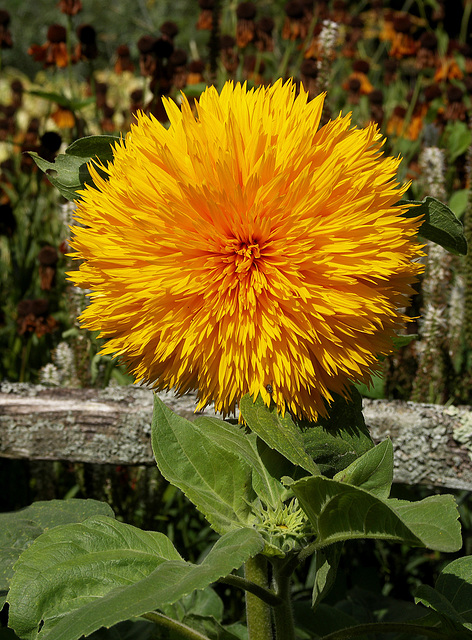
311 543 343 610
449 189 469 219
152 397 256 534
302 390 374 476
392 334 418 349
8 515 181 640
29 135 120 201
436 557 472 624
239 394 319 476
0 499 114 593
333 440 393 500
193 415 286 508
400 196 467 255
292 476 461 552
415 584 471 634
8 522 263 640
355 372 385 400
28 90 95 111
85 619 159 640
446 121 472 162
179 614 246 640
160 586 224 623
181 83 208 99
293 601 368 640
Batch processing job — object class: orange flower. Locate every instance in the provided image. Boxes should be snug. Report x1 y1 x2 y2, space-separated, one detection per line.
51 106 75 129
434 58 463 82
28 24 70 68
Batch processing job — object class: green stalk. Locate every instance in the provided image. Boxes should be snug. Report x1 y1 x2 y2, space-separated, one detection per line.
244 555 273 640
65 14 75 99
19 336 32 383
271 563 295 640
142 611 211 640
391 72 423 156
218 574 282 606
460 0 472 44
321 621 447 639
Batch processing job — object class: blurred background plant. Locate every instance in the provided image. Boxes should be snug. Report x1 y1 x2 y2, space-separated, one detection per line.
1 0 472 635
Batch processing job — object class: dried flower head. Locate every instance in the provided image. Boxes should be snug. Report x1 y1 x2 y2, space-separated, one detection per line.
70 80 424 420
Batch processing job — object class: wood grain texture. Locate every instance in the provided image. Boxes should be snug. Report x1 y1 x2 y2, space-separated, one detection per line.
1 383 471 490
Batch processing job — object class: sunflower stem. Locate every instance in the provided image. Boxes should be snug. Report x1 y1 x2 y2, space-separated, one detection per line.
244 555 273 640
271 558 296 640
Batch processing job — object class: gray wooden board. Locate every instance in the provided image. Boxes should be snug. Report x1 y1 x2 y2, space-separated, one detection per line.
1 383 472 490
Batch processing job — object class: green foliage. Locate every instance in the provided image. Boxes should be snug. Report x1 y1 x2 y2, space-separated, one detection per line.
151 396 258 534
292 474 461 552
401 196 468 255
415 557 472 637
332 440 393 500
0 499 113 596
449 190 469 219
7 517 263 640
301 390 374 476
239 394 319 476
2 397 468 640
30 136 120 201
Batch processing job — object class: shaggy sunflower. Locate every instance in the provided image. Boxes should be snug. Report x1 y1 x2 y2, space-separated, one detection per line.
70 80 423 421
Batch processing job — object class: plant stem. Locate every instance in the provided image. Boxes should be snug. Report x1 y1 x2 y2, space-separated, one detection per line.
244 555 273 640
460 0 472 44
218 574 282 606
320 621 447 640
141 611 211 640
271 559 296 640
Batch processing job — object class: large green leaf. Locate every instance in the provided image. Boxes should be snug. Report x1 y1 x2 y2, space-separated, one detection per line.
292 476 461 552
401 196 467 255
8 515 181 640
152 397 256 534
239 394 319 475
0 499 114 593
8 521 263 640
333 439 393 500
302 390 373 476
30 135 120 201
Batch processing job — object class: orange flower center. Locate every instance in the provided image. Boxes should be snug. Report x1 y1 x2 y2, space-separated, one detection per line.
224 238 262 275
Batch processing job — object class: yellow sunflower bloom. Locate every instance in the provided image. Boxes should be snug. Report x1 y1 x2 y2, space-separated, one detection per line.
70 79 423 421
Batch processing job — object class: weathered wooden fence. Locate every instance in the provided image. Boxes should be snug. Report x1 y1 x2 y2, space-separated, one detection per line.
1 382 472 491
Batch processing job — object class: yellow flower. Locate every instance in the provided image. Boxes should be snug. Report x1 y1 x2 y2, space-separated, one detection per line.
70 80 423 421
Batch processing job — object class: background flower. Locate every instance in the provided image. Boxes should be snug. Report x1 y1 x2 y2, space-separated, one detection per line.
70 80 423 420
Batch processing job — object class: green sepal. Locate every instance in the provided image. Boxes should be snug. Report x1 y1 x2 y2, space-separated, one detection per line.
400 196 467 255
29 135 120 201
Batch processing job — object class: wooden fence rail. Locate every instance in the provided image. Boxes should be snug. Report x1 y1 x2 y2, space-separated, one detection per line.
1 382 472 491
